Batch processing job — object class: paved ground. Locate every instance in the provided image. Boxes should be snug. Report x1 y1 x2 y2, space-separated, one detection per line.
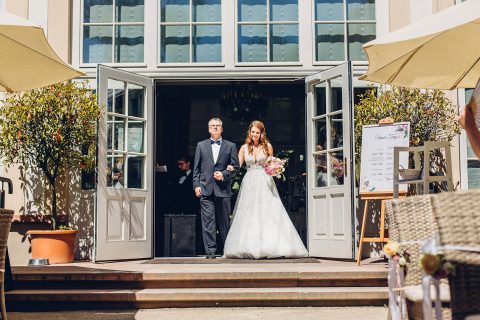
9 307 388 320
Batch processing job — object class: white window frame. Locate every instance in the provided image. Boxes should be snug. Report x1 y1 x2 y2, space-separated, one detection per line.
234 0 302 66
312 0 375 66
80 0 147 67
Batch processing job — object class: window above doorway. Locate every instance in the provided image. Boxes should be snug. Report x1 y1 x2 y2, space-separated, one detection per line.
159 0 222 63
314 0 375 62
236 0 299 64
82 0 145 64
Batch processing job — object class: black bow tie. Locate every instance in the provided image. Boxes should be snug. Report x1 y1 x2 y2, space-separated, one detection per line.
211 140 221 145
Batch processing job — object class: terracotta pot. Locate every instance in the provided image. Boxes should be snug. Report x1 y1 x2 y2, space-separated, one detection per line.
28 230 77 264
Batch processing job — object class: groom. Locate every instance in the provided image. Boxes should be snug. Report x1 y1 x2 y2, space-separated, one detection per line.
193 118 239 259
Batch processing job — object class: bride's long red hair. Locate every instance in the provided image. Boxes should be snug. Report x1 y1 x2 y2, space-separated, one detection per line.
245 120 270 155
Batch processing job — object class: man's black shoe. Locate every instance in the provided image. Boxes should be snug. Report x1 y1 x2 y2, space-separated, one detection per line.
206 253 216 259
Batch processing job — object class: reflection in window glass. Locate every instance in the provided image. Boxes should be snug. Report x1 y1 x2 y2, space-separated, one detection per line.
160 25 190 63
346 0 375 20
193 0 221 22
347 23 376 60
330 114 343 149
193 25 222 62
315 0 343 21
238 25 268 62
329 150 344 186
270 0 298 21
83 0 144 63
316 86 326 115
270 24 299 62
161 0 189 22
128 122 144 153
238 0 267 22
315 119 327 150
127 156 144 188
315 153 328 187
316 23 344 61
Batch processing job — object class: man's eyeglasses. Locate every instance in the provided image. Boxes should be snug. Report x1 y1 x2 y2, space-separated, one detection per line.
209 124 222 128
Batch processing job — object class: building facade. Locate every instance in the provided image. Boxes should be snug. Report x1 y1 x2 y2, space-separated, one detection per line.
1 0 470 263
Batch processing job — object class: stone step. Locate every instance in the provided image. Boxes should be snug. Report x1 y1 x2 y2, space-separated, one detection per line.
6 287 389 310
13 267 387 289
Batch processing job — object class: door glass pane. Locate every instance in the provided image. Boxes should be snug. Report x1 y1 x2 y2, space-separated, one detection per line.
347 0 375 20
116 0 144 22
115 25 144 63
108 154 125 188
315 118 327 150
193 0 221 22
160 25 190 63
315 86 326 115
113 85 126 115
161 0 189 22
238 24 267 62
107 89 114 112
127 156 144 188
315 153 328 187
114 118 125 151
84 0 113 23
315 0 343 21
128 121 144 153
270 24 299 62
83 26 113 63
238 0 267 22
330 113 343 148
270 0 298 21
193 25 222 62
347 23 375 61
316 23 345 61
330 80 343 112
329 150 344 186
128 84 145 118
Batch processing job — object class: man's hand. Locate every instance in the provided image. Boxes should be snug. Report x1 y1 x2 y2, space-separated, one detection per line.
213 171 224 181
195 187 202 198
226 165 234 172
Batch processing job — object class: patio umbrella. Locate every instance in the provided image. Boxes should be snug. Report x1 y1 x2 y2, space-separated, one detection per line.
360 0 480 90
0 10 85 93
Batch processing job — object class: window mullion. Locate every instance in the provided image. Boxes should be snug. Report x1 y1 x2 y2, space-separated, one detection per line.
190 0 193 63
266 0 270 62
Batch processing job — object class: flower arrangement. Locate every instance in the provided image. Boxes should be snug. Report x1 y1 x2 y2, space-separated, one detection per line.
419 253 454 279
383 241 410 268
264 156 288 180
331 158 344 178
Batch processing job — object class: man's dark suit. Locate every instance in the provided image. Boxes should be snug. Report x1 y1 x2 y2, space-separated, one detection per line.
193 138 239 255
174 171 199 215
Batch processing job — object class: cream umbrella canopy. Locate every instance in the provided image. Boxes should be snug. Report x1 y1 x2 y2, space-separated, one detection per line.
360 0 480 90
0 10 85 92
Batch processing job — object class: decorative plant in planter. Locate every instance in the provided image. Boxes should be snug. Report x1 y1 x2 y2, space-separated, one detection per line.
0 81 99 263
354 86 461 192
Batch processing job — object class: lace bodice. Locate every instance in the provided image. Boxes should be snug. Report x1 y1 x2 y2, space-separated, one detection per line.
244 145 268 170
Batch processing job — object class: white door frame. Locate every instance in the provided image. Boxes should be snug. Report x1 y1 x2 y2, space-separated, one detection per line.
305 62 354 259
95 65 154 261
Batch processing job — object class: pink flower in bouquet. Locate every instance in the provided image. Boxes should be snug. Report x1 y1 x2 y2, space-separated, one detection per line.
264 156 287 180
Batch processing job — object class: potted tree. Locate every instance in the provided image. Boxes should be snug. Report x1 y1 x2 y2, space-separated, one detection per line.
0 81 99 263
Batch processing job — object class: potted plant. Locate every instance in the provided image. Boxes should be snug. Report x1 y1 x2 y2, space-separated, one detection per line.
0 81 99 263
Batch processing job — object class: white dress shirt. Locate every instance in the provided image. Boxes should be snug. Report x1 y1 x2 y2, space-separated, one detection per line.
211 138 222 163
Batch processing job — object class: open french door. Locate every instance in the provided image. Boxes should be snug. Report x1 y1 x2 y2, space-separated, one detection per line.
306 62 354 259
95 65 154 261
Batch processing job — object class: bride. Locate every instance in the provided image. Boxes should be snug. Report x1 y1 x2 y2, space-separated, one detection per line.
223 120 308 259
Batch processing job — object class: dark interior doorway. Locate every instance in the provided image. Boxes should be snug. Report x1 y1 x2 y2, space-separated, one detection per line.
154 80 306 257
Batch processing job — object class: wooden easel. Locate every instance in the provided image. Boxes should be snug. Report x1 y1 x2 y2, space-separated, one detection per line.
356 191 405 266
357 117 406 266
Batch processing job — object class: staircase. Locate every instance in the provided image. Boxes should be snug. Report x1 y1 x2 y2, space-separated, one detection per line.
7 261 388 310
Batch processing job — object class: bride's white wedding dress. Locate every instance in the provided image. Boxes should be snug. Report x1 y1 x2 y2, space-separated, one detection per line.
223 146 308 259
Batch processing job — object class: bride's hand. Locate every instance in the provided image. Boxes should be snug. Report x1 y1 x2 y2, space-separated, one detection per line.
226 165 234 172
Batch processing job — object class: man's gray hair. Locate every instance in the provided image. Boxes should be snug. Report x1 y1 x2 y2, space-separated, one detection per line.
208 118 223 127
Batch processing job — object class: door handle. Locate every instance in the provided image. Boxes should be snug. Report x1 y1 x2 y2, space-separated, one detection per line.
344 157 347 177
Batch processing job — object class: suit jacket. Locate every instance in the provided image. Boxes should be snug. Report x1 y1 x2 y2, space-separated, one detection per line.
193 138 239 197
174 171 199 215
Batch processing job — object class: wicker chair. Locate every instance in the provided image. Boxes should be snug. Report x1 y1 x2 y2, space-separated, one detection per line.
388 195 451 320
0 209 13 320
430 190 480 320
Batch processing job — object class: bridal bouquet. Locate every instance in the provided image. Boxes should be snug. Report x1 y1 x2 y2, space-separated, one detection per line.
264 156 288 180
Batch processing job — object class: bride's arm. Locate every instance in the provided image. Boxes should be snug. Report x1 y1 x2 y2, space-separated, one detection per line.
238 145 245 167
267 143 273 157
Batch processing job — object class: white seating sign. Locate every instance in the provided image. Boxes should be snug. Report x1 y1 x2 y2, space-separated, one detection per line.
359 122 410 193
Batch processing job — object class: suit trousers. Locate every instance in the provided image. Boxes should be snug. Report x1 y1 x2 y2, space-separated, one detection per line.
200 195 231 255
